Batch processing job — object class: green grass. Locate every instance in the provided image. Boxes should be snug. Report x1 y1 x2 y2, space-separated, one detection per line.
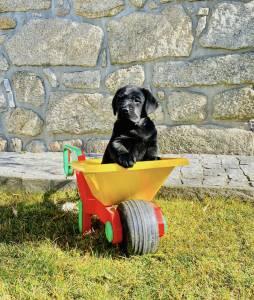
0 190 253 300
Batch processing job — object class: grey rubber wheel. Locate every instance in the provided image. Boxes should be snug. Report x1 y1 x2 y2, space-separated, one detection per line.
118 200 160 255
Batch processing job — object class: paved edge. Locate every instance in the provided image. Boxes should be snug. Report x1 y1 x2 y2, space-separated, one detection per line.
0 152 253 201
0 176 75 193
158 187 254 202
1 177 253 201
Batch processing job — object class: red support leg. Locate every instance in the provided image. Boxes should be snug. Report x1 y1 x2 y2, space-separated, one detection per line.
82 212 92 234
76 171 92 234
76 171 123 243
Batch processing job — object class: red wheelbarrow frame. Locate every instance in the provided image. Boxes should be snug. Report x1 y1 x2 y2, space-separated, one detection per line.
63 145 166 244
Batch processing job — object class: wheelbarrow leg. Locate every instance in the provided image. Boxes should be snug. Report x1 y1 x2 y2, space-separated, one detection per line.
78 200 92 234
83 213 92 233
76 171 93 234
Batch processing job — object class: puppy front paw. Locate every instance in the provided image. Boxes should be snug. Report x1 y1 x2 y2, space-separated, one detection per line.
118 153 135 168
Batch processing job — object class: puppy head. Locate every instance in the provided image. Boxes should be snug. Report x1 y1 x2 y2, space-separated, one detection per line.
112 85 158 123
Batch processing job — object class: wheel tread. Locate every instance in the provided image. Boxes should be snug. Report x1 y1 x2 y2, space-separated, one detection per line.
118 200 160 255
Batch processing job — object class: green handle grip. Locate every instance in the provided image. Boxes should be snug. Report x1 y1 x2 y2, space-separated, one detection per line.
63 145 83 177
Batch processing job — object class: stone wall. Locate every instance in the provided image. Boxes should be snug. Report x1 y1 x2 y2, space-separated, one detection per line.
0 0 254 154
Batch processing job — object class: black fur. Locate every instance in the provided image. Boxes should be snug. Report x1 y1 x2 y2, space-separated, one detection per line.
102 85 160 168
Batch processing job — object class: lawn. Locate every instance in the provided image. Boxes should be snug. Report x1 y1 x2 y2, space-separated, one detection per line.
0 190 253 300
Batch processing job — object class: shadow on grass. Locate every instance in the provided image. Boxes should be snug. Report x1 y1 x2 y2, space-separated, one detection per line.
0 191 122 258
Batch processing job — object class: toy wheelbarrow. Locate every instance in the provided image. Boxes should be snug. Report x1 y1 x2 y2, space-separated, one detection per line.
63 145 188 255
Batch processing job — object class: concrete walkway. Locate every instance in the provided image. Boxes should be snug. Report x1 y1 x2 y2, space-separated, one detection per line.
0 152 253 199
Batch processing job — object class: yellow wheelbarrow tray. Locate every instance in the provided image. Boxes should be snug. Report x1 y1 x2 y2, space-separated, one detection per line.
71 157 189 206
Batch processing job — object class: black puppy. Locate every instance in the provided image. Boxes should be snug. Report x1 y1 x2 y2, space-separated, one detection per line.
102 85 160 168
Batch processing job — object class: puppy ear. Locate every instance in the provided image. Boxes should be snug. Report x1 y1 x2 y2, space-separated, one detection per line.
112 86 126 115
142 88 158 115
112 93 118 116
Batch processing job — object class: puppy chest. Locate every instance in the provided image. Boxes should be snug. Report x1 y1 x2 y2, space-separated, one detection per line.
129 128 153 142
122 134 150 157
